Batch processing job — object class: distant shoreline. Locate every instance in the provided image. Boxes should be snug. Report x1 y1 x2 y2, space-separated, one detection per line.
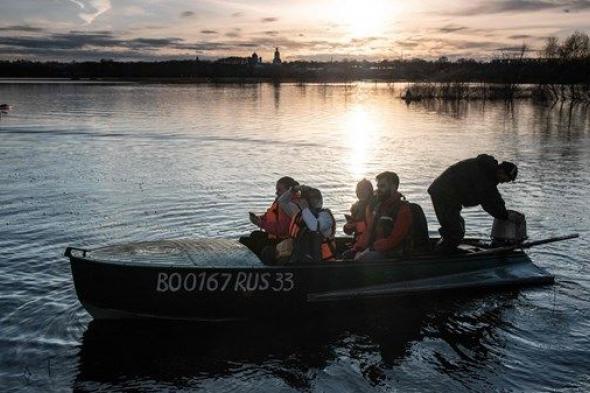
1 77 587 102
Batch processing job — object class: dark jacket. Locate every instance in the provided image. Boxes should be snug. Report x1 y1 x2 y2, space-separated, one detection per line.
428 154 508 219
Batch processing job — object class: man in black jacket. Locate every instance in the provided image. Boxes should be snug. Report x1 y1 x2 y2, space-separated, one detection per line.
428 154 518 253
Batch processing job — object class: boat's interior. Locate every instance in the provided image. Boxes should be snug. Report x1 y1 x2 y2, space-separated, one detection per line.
239 235 503 265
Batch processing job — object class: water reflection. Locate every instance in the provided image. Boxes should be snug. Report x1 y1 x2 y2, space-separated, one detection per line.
73 293 518 391
1 82 589 392
343 105 377 178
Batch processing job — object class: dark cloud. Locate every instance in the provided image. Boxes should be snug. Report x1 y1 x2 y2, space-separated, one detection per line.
437 24 468 33
180 11 195 17
69 30 113 35
0 25 44 32
231 12 243 17
263 31 279 36
225 31 240 38
495 45 533 52
201 30 218 34
437 39 503 51
0 46 197 62
172 42 233 51
261 17 278 22
447 0 590 16
0 33 116 50
509 34 532 39
0 31 181 52
128 37 182 49
396 41 421 49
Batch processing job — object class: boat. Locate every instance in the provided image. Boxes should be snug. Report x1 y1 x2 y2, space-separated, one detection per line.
65 234 577 321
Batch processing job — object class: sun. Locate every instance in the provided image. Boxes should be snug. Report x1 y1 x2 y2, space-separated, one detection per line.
337 0 396 38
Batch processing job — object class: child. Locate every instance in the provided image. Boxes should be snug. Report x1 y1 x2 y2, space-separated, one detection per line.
342 179 374 259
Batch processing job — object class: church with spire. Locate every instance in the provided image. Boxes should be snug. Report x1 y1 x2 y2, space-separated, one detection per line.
273 48 282 64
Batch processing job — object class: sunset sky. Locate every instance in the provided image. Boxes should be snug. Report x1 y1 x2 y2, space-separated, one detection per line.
0 0 589 62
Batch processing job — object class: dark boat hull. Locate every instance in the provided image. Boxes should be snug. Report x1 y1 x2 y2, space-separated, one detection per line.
69 247 553 321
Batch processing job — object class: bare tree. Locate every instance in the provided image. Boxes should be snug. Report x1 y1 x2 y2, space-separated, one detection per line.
559 31 590 59
543 36 560 59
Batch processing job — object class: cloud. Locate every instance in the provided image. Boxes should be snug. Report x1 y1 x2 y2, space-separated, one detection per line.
437 24 468 33
231 12 243 17
261 17 278 23
447 0 590 16
508 34 532 39
181 11 195 17
0 25 44 32
263 31 279 36
495 45 533 52
350 37 382 44
0 31 182 52
225 31 240 38
201 30 218 34
396 41 421 49
67 0 112 24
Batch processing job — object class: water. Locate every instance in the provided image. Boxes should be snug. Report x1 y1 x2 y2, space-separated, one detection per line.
1 82 589 392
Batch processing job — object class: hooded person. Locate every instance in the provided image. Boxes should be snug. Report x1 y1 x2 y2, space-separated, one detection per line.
242 176 299 257
428 154 518 254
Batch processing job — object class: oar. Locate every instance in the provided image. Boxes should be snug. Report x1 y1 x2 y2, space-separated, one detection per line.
469 233 579 256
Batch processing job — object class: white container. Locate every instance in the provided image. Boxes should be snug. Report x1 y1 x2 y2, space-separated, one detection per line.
491 210 527 244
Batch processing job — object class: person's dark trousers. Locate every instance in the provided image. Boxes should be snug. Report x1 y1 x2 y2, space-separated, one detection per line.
429 192 465 249
239 230 278 255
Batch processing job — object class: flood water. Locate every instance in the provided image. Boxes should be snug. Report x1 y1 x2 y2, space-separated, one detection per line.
1 82 589 392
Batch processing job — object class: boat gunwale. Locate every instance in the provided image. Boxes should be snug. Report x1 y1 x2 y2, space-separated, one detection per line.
66 248 530 271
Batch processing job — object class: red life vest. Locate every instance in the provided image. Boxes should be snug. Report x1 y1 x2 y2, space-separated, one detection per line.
288 209 336 262
266 202 279 239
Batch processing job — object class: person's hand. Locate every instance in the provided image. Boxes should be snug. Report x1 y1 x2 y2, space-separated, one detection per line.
249 212 261 226
507 210 524 223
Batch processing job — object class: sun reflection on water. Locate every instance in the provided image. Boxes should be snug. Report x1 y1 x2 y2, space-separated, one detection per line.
343 105 381 179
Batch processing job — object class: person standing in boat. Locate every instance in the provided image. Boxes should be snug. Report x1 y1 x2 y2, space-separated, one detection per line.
341 179 375 259
353 171 413 261
243 176 300 256
428 154 518 254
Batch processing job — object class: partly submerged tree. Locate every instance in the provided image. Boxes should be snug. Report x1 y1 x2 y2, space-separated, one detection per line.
543 31 590 60
543 36 560 59
559 31 590 59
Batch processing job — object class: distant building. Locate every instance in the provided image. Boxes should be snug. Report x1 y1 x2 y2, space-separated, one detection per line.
216 52 262 65
249 52 261 65
273 48 282 64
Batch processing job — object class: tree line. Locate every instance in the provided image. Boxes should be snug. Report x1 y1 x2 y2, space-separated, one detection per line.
0 33 588 86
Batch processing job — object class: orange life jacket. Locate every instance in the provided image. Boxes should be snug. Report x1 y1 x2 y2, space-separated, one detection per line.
288 209 337 262
349 200 370 243
264 201 281 239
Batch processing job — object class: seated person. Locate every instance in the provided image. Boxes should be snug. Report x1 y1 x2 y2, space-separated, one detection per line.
242 176 299 256
354 171 413 261
342 179 374 259
275 186 336 263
